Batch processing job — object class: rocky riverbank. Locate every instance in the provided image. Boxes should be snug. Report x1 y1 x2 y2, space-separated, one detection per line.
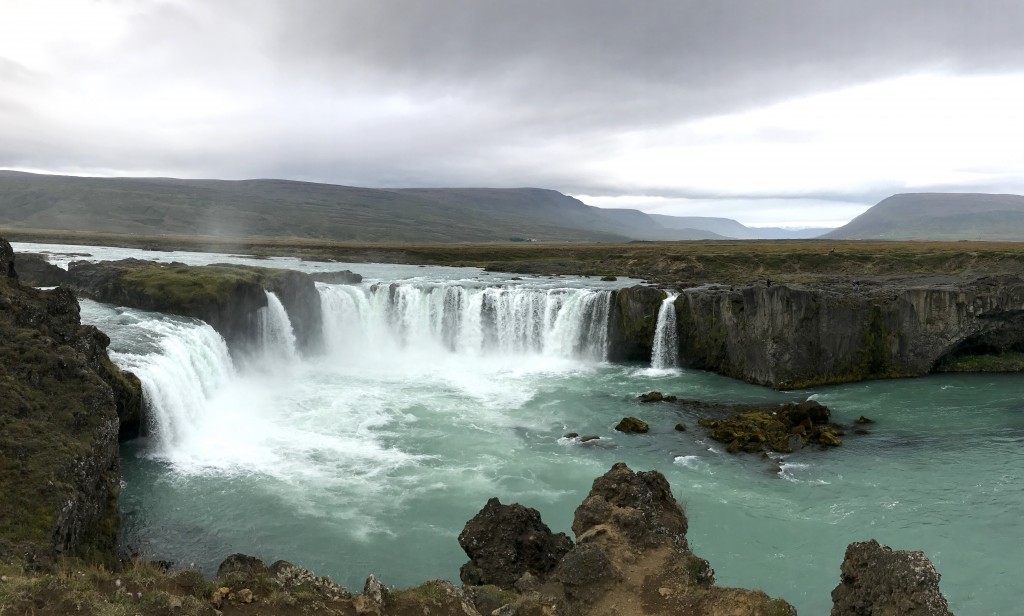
0 240 142 567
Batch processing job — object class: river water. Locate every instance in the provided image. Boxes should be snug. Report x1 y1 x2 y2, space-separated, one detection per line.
18 242 1023 615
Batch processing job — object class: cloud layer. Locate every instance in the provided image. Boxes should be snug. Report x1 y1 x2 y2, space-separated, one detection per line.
2 0 1023 225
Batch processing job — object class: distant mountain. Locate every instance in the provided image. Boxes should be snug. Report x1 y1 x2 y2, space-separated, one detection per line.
0 171 827 243
0 172 637 242
0 171 737 243
823 193 1024 240
649 213 830 239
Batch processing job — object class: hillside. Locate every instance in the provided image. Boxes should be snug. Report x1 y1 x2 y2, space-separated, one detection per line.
0 171 731 243
824 193 1024 240
0 172 628 242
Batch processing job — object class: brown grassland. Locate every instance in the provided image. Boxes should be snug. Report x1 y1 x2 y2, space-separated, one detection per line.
4 226 1024 287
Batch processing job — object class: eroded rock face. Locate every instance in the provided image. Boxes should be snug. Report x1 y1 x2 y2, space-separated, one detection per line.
549 462 792 616
607 285 666 361
0 240 142 565
675 279 1024 388
458 463 793 616
9 253 69 287
572 462 688 550
1 239 15 279
832 539 953 616
459 497 573 588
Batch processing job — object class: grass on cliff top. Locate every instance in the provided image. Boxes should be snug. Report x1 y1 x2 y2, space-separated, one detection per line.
6 227 1024 285
118 262 288 307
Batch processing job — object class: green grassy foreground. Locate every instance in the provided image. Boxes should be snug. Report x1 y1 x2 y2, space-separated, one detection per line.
5 227 1024 286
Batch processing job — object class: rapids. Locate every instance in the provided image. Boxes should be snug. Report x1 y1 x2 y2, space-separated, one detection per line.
17 242 1024 616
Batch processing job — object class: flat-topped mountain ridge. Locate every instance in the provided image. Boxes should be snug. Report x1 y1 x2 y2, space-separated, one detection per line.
0 171 732 243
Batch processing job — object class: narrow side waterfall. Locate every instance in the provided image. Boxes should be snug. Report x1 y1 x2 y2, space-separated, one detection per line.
257 291 300 361
317 283 613 361
110 319 235 454
651 293 679 369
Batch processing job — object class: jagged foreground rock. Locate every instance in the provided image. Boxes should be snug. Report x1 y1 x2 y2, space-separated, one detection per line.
459 462 796 616
458 497 573 588
831 540 953 616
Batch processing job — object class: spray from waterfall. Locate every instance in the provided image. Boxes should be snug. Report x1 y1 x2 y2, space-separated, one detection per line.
651 293 680 369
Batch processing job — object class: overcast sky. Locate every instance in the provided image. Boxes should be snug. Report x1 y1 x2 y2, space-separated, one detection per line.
2 1 1024 227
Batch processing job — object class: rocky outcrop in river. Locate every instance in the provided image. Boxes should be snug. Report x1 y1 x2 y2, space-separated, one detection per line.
0 239 142 566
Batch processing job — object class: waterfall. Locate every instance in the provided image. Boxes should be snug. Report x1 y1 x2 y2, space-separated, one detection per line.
317 282 613 361
110 319 235 454
651 293 679 369
256 291 300 361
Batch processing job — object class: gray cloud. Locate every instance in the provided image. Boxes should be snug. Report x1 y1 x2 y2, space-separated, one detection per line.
2 0 1024 223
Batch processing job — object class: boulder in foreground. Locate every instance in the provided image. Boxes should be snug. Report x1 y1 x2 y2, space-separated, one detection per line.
460 462 796 616
458 497 573 589
832 539 953 616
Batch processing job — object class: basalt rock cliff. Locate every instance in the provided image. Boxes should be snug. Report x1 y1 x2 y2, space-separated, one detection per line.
607 277 1024 388
63 259 323 354
0 239 142 566
607 285 667 361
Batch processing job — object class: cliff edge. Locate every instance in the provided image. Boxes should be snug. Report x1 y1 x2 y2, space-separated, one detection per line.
0 239 142 566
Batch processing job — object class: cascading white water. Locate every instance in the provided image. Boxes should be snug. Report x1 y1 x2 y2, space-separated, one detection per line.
317 283 613 361
110 319 235 454
651 293 679 369
256 291 300 361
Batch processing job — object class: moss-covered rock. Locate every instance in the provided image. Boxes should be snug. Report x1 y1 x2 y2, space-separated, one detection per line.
64 259 323 353
614 416 650 433
639 391 677 403
696 400 843 454
0 240 142 566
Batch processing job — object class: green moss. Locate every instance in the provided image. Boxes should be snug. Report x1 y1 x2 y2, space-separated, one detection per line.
936 352 1024 372
119 263 269 307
